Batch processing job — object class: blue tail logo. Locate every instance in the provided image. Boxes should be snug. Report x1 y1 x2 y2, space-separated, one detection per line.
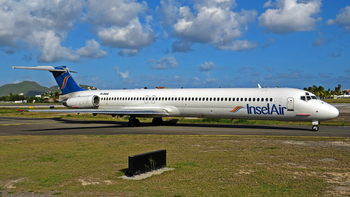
52 66 85 94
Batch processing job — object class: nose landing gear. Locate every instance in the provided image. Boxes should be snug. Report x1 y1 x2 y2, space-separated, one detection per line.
311 121 319 131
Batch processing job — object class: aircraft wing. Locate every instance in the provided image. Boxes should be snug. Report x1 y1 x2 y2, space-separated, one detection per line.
28 108 169 116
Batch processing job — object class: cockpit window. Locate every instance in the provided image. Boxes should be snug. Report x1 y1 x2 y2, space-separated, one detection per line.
301 94 319 101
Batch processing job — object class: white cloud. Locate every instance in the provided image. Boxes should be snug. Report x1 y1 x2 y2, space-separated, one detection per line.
171 0 257 50
327 6 350 32
35 30 79 63
198 61 216 71
0 0 155 62
114 67 132 84
0 0 83 62
228 40 258 51
149 56 178 69
258 0 322 34
77 39 108 59
156 0 181 26
98 18 157 50
86 0 147 27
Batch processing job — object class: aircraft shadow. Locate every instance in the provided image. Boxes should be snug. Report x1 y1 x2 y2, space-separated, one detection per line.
21 117 311 132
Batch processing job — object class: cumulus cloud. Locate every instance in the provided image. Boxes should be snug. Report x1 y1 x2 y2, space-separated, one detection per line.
97 18 157 50
86 0 157 52
327 6 350 32
165 0 257 50
77 40 108 59
198 61 216 71
258 0 322 34
0 0 156 62
156 0 181 26
86 0 146 27
0 0 83 62
149 56 178 69
35 30 79 63
228 40 258 51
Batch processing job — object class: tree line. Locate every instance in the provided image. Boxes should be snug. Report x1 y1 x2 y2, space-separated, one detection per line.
303 84 344 98
0 91 60 103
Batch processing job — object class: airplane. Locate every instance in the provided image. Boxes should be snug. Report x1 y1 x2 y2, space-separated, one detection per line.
13 66 339 131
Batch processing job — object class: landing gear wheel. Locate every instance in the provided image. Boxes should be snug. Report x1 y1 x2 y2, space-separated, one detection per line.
152 118 163 126
311 125 319 131
128 119 140 127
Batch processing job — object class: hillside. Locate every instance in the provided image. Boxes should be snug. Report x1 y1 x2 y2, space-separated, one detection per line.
0 81 59 97
0 81 98 97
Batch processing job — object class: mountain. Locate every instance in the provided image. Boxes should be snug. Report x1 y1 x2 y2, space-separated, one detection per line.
0 81 58 97
0 81 98 97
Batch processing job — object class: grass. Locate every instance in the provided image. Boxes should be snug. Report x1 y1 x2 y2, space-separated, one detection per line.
0 135 350 196
0 135 349 196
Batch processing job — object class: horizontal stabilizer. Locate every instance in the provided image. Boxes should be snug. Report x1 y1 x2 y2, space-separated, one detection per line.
13 66 66 72
13 66 77 73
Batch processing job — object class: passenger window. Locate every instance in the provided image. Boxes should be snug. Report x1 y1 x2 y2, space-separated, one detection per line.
232 98 235 101
249 98 251 101
253 98 255 101
228 98 231 101
240 98 243 101
270 98 273 102
213 98 216 101
261 98 264 101
257 98 259 102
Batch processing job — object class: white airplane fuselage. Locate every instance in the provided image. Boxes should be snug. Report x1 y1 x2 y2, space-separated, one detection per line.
61 87 339 122
13 66 339 131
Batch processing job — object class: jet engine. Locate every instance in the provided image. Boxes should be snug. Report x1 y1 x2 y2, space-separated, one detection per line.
63 95 100 108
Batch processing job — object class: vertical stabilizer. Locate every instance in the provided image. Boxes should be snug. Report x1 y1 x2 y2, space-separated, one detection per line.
13 66 85 95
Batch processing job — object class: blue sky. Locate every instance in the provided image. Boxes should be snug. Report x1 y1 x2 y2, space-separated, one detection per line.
1 0 349 90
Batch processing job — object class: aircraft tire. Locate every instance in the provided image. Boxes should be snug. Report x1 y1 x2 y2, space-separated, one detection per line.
152 118 163 126
128 120 135 127
312 125 319 131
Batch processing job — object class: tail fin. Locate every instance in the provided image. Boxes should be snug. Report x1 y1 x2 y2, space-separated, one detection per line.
13 66 85 94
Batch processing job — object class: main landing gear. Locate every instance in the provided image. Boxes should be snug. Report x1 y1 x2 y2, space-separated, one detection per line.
152 118 163 126
128 117 140 127
311 121 319 131
127 117 163 127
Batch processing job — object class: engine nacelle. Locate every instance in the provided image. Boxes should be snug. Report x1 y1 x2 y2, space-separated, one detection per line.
63 95 100 108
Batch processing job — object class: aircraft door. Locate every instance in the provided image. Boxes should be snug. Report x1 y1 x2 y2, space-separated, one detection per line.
287 97 294 111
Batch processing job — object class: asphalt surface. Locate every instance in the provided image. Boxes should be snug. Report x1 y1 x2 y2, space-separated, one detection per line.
0 103 349 137
0 116 348 137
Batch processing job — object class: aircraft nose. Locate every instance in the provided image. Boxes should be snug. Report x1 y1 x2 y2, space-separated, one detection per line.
329 106 339 119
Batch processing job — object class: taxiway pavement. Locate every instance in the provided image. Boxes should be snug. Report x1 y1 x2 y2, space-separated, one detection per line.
0 116 349 137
